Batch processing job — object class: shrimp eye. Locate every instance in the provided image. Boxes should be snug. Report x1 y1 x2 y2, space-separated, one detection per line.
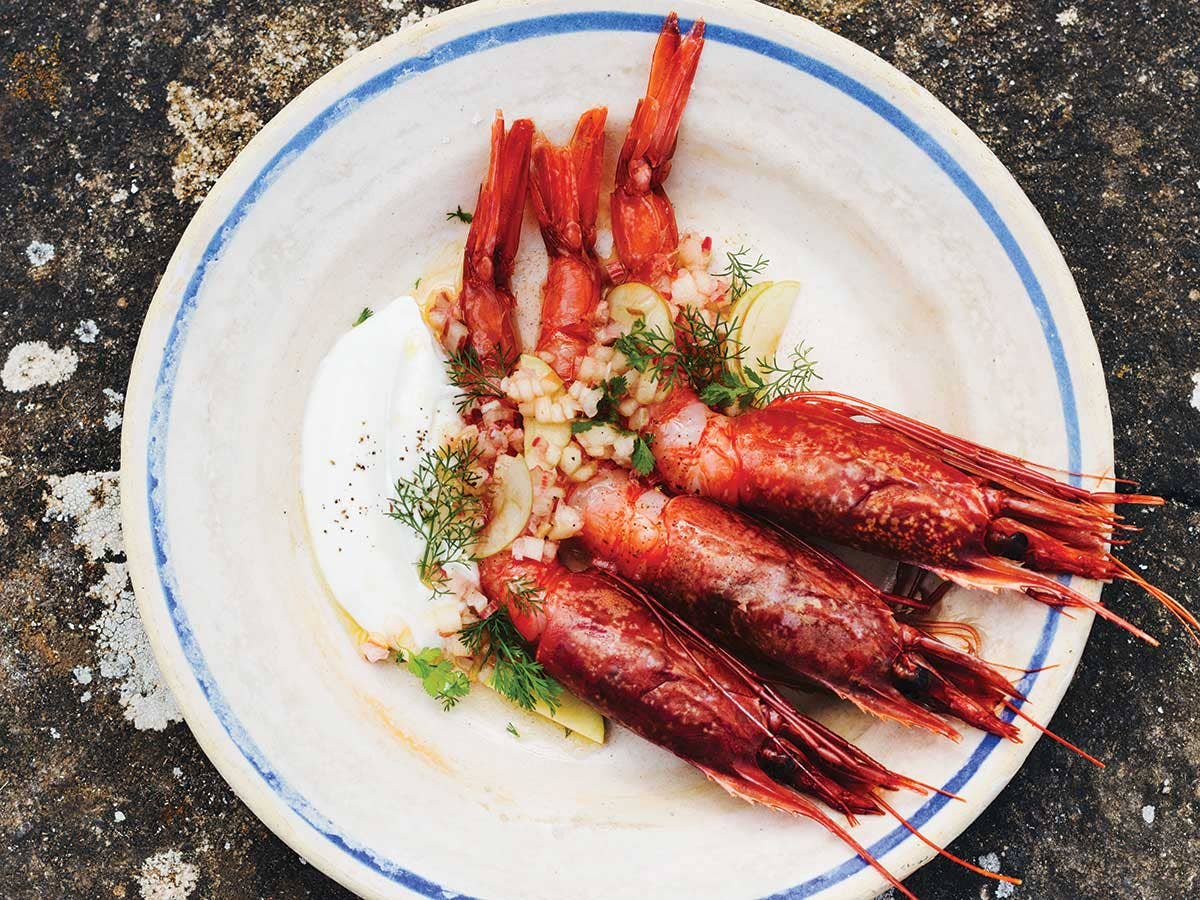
991 530 1030 561
896 664 933 699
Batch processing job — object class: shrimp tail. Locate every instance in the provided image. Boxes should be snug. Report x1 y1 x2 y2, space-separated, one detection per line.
530 107 607 256
618 13 706 189
612 13 706 281
530 108 609 379
457 112 533 363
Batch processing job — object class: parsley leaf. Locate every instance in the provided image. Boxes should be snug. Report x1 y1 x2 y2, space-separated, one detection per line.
398 647 471 711
630 434 655 475
446 205 473 223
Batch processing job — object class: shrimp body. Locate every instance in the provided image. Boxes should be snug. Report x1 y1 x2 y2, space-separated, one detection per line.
478 551 928 899
568 467 1022 741
644 388 1187 643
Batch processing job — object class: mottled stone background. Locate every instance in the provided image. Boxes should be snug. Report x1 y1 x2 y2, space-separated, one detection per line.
1 0 1197 898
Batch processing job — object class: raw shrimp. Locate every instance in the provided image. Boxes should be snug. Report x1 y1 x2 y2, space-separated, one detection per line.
568 466 1024 741
479 551 1008 900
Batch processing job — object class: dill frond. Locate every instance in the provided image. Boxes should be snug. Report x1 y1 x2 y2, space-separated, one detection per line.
503 576 544 615
459 609 561 713
387 441 483 585
445 345 513 414
717 246 769 301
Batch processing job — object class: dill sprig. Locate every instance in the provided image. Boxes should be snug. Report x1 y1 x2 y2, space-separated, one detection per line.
446 205 473 223
506 722 520 738
616 307 818 414
614 308 741 394
459 609 562 713
353 307 373 327
717 246 769 301
503 576 545 616
445 345 513 414
699 344 821 412
387 441 483 585
398 647 471 711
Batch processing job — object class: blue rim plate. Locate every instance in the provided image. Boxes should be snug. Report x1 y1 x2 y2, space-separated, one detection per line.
121 2 1112 897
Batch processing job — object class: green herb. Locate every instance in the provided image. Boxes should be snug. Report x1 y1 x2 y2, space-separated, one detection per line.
388 441 483 585
563 727 573 738
568 375 657 475
615 308 740 394
413 276 422 290
698 344 820 412
630 434 655 475
446 205 473 223
459 609 561 713
445 345 513 414
506 722 520 738
353 307 373 327
717 246 769 301
570 375 627 434
397 647 471 711
504 576 545 615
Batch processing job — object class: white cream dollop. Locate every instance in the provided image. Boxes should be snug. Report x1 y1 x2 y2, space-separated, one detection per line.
300 297 466 651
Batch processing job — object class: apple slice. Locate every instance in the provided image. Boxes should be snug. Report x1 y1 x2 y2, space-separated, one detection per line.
729 280 802 377
607 281 674 341
474 454 533 559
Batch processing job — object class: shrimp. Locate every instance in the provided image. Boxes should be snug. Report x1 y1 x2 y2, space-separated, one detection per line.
603 17 1189 644
643 387 1193 644
529 107 608 378
610 13 705 284
446 112 533 364
568 466 1023 741
479 551 978 900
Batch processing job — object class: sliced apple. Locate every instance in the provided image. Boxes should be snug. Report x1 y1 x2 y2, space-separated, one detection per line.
607 281 674 341
482 666 606 744
416 240 465 323
473 454 534 559
729 280 802 377
515 353 566 395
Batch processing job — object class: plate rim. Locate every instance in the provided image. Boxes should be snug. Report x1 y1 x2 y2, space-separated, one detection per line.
119 2 1111 898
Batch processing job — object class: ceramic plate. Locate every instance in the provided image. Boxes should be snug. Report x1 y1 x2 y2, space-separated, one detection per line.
120 2 1113 898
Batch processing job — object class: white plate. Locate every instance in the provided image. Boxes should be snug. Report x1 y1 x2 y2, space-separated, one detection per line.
120 2 1113 898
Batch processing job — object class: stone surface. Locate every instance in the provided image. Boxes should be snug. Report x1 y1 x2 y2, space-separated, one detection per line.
1 1 1196 898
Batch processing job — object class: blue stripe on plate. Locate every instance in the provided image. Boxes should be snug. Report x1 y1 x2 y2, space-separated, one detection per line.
147 10 1081 898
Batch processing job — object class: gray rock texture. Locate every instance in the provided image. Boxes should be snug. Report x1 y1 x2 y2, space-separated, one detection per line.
1 1 1196 898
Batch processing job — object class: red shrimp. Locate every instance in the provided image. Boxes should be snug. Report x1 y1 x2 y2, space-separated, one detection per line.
642 388 1193 644
610 13 705 283
479 551 1016 899
567 466 1023 741
603 16 1188 643
529 107 608 378
450 112 533 364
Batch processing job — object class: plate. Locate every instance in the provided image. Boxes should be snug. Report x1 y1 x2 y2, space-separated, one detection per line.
120 2 1113 898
